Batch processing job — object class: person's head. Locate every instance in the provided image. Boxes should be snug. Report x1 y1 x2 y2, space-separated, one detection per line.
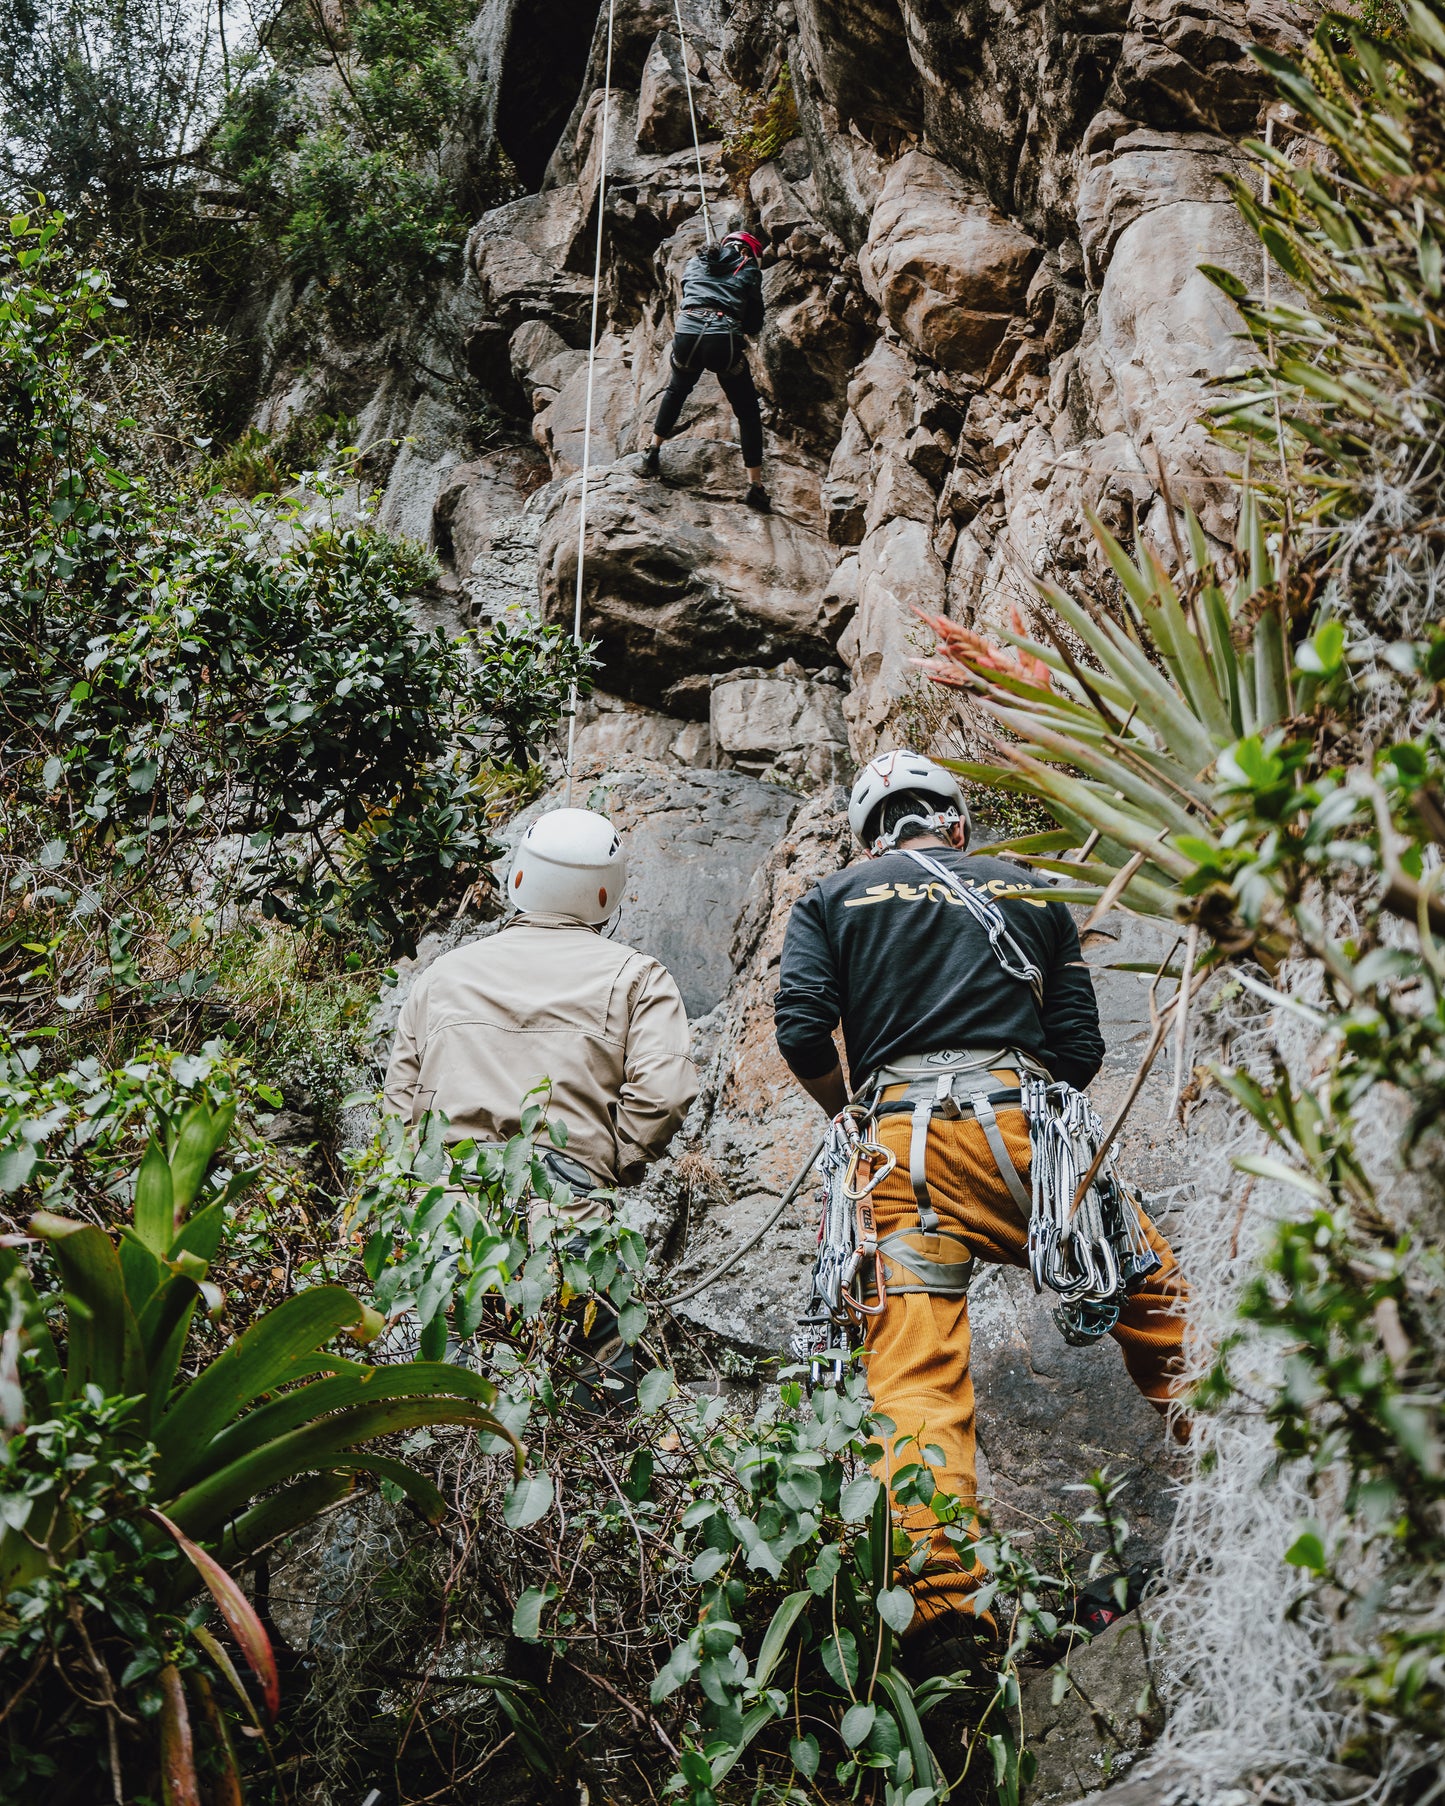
507 807 627 925
847 750 972 857
720 229 762 268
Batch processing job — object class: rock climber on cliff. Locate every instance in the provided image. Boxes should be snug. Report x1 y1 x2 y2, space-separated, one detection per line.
640 229 770 512
772 750 1189 1679
385 808 699 1397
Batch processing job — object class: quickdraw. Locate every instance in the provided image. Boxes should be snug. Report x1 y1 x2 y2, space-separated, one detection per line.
790 1104 895 1385
1021 1077 1159 1344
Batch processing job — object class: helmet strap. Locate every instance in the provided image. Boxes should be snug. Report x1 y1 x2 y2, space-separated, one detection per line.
869 807 962 857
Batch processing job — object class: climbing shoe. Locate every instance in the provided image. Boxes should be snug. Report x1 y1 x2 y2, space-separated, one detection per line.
745 483 771 513
639 444 661 477
898 1613 996 1686
1024 1559 1159 1667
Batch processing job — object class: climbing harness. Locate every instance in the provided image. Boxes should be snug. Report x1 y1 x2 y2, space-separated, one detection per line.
563 0 617 808
671 0 714 244
791 857 1159 1380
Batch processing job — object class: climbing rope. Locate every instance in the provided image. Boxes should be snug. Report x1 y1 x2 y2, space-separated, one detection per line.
671 0 714 244
563 0 618 806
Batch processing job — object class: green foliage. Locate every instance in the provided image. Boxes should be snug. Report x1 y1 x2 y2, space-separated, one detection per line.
722 63 800 190
0 1087 516 1797
205 409 358 499
278 128 463 303
1 213 594 965
211 0 499 323
1204 2 1445 530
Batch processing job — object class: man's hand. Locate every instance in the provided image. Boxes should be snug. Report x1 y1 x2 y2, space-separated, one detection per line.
800 1062 849 1119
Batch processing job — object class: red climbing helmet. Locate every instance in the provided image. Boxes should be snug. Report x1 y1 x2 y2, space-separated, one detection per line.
722 230 763 261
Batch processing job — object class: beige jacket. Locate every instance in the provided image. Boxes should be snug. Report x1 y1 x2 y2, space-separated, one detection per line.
383 913 699 1186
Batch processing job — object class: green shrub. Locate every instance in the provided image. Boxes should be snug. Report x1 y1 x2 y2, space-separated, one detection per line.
1 213 593 965
0 1091 515 1799
209 0 491 321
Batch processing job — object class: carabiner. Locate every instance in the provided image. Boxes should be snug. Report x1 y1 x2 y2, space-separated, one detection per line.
842 1139 898 1200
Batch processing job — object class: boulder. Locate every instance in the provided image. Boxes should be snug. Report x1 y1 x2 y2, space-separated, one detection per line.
375 394 471 547
635 32 694 154
1081 177 1258 541
839 513 946 759
859 152 1044 373
432 443 550 579
792 0 923 142
536 461 837 707
569 691 711 773
467 189 593 337
710 663 850 788
1020 1617 1160 1803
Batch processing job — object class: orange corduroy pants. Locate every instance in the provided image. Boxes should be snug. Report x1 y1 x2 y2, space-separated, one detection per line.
860 1088 1188 1628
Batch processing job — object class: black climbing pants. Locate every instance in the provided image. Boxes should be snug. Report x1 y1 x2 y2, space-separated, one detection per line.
651 326 763 468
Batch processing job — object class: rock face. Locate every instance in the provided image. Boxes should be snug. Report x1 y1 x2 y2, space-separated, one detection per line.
859 153 1043 374
250 0 1291 1787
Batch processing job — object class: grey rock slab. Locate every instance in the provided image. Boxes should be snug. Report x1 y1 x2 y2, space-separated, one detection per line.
536 461 837 708
859 152 1044 374
1021 1617 1160 1803
501 767 802 1016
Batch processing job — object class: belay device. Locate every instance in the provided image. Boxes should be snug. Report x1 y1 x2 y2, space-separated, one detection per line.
791 847 1159 1383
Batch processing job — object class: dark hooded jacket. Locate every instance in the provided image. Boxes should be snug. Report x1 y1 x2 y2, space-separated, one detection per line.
678 243 764 335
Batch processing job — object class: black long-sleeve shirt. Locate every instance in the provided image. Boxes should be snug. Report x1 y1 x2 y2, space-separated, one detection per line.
773 848 1105 1092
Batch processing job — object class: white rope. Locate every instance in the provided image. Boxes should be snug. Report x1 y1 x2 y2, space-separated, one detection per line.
563 0 617 807
671 0 714 244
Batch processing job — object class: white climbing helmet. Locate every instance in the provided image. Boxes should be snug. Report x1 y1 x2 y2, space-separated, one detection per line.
508 808 628 925
847 749 971 854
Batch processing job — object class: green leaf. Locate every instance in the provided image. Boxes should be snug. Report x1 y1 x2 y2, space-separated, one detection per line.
821 1624 858 1691
877 1585 916 1634
789 1733 820 1779
168 1101 234 1218
133 1138 175 1254
216 1472 357 1567
874 1670 936 1796
166 1397 506 1541
617 1297 647 1344
1231 1154 1330 1201
753 1591 810 1688
512 1584 557 1642
840 1474 880 1522
31 1213 145 1403
1284 1530 1326 1574
840 1702 876 1747
503 1471 554 1530
153 1285 366 1491
637 1365 675 1414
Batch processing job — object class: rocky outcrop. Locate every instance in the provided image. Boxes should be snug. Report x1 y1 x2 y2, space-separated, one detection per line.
251 0 1297 1787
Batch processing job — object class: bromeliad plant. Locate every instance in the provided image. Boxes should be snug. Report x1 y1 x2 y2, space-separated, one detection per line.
920 494 1360 958
0 1092 518 1802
